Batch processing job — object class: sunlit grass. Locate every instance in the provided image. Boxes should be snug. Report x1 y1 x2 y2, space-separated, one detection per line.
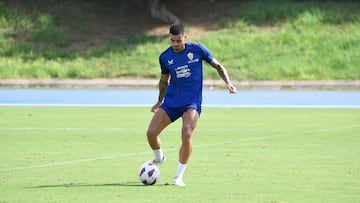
0 107 359 202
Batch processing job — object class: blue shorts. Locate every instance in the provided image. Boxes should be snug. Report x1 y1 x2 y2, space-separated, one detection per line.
160 103 201 122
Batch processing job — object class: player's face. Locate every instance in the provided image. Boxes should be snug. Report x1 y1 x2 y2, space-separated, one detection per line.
170 34 186 52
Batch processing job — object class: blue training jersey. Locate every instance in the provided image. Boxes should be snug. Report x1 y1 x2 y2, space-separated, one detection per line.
159 42 214 107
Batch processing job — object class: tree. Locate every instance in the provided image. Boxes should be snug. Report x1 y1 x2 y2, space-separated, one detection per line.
148 0 180 23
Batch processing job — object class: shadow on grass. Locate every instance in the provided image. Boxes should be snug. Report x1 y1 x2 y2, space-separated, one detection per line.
27 182 172 188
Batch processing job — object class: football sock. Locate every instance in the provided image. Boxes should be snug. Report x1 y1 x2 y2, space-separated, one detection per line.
175 161 187 179
153 148 164 161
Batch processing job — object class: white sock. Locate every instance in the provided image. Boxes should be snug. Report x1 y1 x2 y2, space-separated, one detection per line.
175 162 187 179
153 148 164 161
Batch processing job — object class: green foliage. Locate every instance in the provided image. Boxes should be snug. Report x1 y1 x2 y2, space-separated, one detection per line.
0 0 359 80
200 20 360 80
29 14 69 47
128 34 160 44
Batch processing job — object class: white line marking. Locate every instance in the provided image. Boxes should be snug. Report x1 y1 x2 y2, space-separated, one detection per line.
0 152 149 172
0 125 358 172
0 127 133 131
0 104 359 108
0 127 270 132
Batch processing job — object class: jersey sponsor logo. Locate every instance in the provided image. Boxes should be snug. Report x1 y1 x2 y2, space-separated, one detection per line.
168 59 174 65
188 58 199 64
175 65 191 78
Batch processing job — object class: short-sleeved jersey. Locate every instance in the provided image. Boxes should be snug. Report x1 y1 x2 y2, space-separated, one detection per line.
159 42 214 107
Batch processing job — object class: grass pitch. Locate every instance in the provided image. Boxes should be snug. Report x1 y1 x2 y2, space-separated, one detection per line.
0 107 359 203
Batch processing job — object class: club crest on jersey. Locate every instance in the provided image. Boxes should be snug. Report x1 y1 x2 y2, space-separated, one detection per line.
187 52 199 64
187 52 194 61
168 59 174 65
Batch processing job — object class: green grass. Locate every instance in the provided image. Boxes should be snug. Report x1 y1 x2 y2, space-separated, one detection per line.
0 0 359 80
0 107 359 202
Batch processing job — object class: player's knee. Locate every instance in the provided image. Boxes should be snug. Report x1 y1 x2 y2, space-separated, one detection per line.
146 128 157 139
182 131 192 139
182 129 193 142
182 125 194 137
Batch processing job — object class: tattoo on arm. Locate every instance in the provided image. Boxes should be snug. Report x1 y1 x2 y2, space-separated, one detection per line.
211 60 231 84
157 77 169 103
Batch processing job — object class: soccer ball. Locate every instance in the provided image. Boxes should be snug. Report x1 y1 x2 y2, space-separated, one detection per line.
138 162 160 185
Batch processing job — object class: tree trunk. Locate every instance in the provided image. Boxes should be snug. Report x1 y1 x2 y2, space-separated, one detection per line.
148 0 180 23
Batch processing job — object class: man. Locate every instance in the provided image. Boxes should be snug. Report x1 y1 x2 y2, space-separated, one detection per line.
146 23 237 186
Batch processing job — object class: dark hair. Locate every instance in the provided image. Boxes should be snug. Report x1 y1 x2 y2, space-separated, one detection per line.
169 23 185 35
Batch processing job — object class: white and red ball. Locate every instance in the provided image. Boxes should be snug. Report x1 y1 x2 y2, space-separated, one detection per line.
138 162 160 185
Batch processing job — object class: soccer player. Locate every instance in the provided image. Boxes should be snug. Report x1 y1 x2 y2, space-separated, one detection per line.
146 23 237 186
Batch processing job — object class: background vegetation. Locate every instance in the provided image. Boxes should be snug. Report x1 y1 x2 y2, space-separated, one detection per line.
0 0 359 80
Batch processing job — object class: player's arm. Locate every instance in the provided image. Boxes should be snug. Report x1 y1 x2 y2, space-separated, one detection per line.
151 74 170 112
157 74 170 104
209 59 237 93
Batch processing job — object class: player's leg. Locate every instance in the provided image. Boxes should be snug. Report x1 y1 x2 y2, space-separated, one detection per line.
179 108 199 163
146 108 171 162
175 108 199 186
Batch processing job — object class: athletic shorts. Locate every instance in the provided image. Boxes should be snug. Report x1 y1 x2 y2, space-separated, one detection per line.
160 103 201 122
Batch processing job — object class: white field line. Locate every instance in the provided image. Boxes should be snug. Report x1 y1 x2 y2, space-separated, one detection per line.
0 127 270 132
0 125 359 172
0 104 359 108
0 127 132 131
0 103 360 109
0 152 153 172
